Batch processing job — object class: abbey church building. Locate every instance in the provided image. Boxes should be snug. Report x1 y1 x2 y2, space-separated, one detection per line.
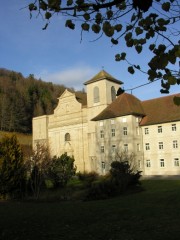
33 70 180 177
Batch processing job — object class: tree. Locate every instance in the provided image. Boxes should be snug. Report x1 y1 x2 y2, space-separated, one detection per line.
27 0 180 104
48 153 76 188
85 151 142 200
0 135 26 199
26 141 51 198
110 151 142 192
0 68 68 133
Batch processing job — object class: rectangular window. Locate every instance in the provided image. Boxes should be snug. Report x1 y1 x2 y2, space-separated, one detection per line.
173 140 178 149
174 158 179 167
112 145 116 153
123 127 127 135
137 143 140 152
158 126 162 133
100 130 104 138
159 142 163 150
100 145 104 153
160 159 165 167
138 160 141 169
136 117 139 123
172 124 176 131
124 144 128 152
122 117 127 123
145 143 150 150
99 121 103 126
101 161 105 169
111 119 115 124
111 129 115 137
146 160 151 168
145 128 149 135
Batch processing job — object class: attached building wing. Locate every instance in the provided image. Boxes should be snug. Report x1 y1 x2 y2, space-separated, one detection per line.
140 93 180 126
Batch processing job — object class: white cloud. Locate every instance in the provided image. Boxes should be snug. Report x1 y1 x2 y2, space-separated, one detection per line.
37 65 98 90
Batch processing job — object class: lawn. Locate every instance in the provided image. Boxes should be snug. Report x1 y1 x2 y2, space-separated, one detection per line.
0 180 180 240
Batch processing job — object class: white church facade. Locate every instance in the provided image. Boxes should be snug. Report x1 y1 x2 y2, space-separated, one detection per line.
33 70 180 177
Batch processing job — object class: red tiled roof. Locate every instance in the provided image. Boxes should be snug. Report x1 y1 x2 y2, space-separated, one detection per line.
92 93 145 121
92 92 180 124
140 93 180 126
84 70 123 85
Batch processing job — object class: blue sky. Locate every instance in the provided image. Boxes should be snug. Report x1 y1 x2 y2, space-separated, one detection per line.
0 1 179 100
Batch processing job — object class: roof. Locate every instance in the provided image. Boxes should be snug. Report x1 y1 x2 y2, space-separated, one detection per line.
140 93 180 126
92 93 145 121
92 92 180 124
75 91 87 106
84 70 123 85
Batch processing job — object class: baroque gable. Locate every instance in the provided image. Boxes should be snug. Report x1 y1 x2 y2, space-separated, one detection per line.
54 89 83 116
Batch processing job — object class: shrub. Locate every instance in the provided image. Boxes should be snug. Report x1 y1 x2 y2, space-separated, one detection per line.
48 153 76 189
77 171 99 187
85 176 118 200
85 154 142 200
110 160 142 191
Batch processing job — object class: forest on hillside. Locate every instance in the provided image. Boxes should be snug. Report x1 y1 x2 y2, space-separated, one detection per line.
0 68 78 133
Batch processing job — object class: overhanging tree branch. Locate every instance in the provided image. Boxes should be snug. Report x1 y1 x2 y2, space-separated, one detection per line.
25 0 180 105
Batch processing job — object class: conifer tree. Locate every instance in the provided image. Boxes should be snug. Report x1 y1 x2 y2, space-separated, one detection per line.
0 135 26 199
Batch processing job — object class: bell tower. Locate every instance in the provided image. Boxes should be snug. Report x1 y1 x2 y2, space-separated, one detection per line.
84 70 123 167
84 70 123 120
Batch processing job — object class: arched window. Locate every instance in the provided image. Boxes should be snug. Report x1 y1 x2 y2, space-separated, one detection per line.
65 133 70 141
111 86 116 101
94 86 100 103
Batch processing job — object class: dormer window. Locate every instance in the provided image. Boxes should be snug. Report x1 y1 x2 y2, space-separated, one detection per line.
94 86 100 103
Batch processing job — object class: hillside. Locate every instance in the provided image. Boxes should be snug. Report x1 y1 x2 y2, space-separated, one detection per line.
0 68 79 133
0 131 32 157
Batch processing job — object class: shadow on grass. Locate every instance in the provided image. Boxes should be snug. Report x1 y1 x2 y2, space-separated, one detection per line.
0 180 180 240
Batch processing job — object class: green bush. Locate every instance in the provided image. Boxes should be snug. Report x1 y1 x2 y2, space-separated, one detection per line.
66 176 84 189
85 176 117 200
110 161 141 191
85 160 142 200
77 171 99 187
48 153 76 189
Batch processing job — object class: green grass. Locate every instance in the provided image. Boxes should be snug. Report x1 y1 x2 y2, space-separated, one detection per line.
0 180 180 240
